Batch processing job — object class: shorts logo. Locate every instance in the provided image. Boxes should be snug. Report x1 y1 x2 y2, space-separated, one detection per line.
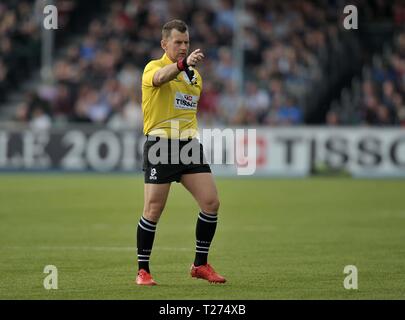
149 168 157 180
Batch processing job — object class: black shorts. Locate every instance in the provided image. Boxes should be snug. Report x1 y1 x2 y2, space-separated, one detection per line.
143 136 211 184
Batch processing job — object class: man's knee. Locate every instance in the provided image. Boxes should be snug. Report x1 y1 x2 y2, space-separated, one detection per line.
143 201 165 222
202 197 220 214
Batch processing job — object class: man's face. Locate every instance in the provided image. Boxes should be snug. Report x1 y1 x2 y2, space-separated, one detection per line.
161 29 190 62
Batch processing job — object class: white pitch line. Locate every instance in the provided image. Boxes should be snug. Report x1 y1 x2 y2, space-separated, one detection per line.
1 245 192 252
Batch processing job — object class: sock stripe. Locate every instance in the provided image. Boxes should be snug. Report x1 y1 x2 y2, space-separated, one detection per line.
196 245 210 249
137 254 150 257
141 217 157 228
198 215 218 224
138 222 156 233
199 211 217 220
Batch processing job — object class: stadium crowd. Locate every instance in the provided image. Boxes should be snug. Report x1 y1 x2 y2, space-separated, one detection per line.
0 1 41 104
11 0 340 129
1 0 402 129
0 0 81 135
327 28 405 126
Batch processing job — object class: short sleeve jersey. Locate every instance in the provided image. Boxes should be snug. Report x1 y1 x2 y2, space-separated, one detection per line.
141 53 203 139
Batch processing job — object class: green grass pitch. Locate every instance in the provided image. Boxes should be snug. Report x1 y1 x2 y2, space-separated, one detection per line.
0 174 404 299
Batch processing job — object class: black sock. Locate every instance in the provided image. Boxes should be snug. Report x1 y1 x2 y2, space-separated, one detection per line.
137 216 157 273
194 211 218 266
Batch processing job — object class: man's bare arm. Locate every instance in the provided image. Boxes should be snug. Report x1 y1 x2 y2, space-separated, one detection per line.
152 63 180 87
152 49 205 87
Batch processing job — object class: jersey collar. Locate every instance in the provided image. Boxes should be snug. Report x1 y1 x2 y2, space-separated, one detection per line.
162 53 175 65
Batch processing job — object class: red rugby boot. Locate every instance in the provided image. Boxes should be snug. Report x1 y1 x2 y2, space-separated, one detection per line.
190 263 226 283
136 269 157 286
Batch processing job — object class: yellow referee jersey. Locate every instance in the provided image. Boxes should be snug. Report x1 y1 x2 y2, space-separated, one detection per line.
141 53 203 139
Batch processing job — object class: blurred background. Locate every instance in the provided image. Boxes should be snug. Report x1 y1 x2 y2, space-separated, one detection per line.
0 0 404 176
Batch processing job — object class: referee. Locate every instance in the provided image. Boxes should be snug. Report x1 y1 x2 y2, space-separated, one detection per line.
136 20 226 285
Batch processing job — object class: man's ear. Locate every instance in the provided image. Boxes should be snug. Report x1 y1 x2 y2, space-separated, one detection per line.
161 39 166 51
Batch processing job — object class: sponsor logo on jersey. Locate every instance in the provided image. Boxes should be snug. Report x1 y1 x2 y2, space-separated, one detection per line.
174 92 198 110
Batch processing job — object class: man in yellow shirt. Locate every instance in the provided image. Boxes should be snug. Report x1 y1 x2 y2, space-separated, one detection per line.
136 20 226 285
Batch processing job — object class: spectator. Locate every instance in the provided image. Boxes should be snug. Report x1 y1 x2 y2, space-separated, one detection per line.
326 110 340 126
276 96 303 125
198 81 220 126
30 106 52 131
107 93 143 130
244 81 270 124
218 81 243 125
